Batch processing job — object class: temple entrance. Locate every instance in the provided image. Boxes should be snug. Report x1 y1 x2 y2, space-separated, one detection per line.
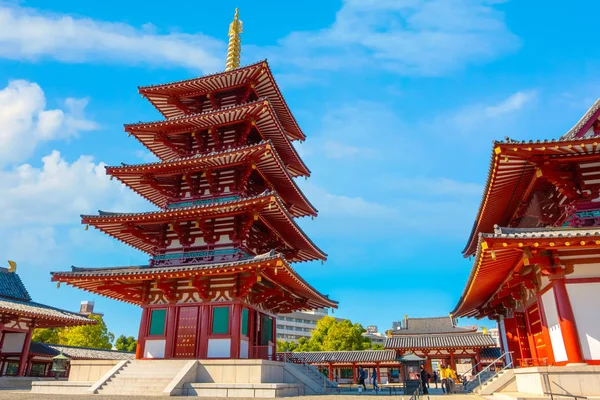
174 306 199 358
526 304 548 363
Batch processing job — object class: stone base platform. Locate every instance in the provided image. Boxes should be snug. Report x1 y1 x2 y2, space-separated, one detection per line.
180 383 305 397
28 358 330 397
30 381 93 395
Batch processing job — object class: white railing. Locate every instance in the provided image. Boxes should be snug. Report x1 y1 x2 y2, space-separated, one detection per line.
465 351 513 393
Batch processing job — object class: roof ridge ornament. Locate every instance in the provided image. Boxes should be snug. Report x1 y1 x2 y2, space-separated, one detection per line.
225 8 243 72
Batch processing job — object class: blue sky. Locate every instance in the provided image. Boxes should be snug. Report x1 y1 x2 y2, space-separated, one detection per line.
1 0 599 339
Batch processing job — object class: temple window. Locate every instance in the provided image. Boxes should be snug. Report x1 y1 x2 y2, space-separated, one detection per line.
261 315 273 345
212 306 230 334
241 308 249 336
148 309 167 336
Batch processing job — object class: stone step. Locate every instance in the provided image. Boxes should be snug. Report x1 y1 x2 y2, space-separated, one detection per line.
99 389 163 396
102 382 168 389
107 378 173 384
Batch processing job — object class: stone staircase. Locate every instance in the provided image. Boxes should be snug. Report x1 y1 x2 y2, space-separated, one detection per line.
282 361 337 394
478 369 516 395
96 359 189 396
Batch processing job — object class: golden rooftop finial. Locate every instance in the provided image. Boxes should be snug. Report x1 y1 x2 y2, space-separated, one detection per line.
7 260 16 273
225 8 243 71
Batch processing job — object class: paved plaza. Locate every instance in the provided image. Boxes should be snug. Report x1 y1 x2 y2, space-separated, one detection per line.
0 392 485 400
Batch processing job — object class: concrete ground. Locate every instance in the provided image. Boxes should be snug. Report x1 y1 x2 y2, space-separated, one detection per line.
0 390 486 400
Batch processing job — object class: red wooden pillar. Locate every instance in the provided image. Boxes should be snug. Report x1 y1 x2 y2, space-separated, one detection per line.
552 276 584 364
230 303 241 359
523 307 539 360
449 352 455 370
352 363 357 384
536 292 555 365
197 305 210 359
164 305 178 359
376 363 381 384
328 362 333 380
135 307 149 359
17 329 33 376
271 315 276 359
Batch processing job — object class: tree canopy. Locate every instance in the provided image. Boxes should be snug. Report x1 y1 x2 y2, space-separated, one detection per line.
277 316 377 352
115 335 138 352
32 315 115 350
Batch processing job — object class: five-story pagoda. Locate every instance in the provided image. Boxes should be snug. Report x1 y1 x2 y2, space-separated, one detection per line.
51 9 336 360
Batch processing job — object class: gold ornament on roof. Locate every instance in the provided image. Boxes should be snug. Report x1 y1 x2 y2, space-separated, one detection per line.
225 8 243 71
7 260 16 273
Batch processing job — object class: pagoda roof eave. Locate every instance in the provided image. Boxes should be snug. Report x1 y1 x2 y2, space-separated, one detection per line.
137 60 306 141
463 136 600 257
124 98 310 177
454 226 600 317
50 252 337 309
81 192 327 263
0 298 96 328
105 140 317 217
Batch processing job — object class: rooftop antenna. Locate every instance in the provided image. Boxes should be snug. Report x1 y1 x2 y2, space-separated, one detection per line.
225 8 243 71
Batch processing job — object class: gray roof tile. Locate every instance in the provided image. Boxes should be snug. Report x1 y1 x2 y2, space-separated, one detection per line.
279 350 397 363
29 342 134 360
385 333 495 349
392 317 476 335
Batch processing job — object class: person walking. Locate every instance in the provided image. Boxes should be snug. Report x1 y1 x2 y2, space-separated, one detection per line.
446 365 456 394
371 368 379 392
358 366 367 392
420 365 431 395
432 370 439 389
439 365 448 394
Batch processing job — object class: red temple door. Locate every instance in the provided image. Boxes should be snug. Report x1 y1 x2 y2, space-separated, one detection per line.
174 306 199 358
526 304 548 363
514 312 532 362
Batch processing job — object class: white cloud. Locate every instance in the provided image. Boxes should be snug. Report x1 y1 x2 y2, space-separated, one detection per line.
0 5 223 72
0 150 145 227
485 91 536 117
0 80 98 165
451 90 537 133
323 140 374 159
301 182 396 218
258 0 519 76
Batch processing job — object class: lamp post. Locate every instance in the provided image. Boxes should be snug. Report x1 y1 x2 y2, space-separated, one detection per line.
51 353 70 379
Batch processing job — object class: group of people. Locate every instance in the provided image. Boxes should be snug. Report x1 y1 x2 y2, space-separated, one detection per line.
419 364 458 395
357 366 379 392
354 364 461 395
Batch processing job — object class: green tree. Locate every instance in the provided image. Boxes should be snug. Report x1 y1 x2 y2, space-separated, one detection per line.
32 327 60 344
32 315 115 350
115 335 138 352
277 340 299 352
371 343 385 350
297 316 371 352
57 315 114 349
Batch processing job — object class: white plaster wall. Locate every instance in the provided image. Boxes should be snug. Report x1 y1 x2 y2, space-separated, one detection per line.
542 288 568 362
240 339 249 359
207 338 231 358
1 332 25 353
144 339 166 358
569 263 600 278
567 282 600 360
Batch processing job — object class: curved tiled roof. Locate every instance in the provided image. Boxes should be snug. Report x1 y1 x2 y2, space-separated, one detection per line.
0 268 31 301
29 342 134 360
0 298 95 327
279 350 398 363
392 317 476 335
384 333 495 349
478 347 502 361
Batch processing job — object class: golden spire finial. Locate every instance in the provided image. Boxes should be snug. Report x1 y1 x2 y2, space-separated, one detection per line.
7 260 16 273
225 8 243 71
